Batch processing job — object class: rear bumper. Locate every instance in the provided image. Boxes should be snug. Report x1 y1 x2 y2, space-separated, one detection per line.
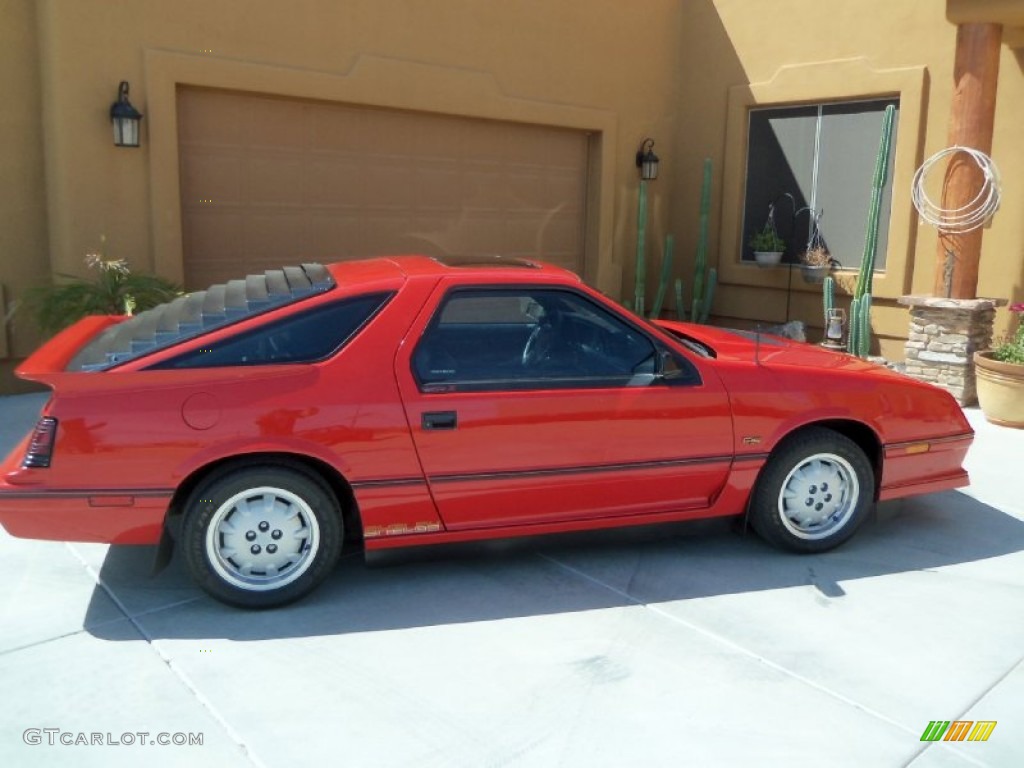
0 483 170 544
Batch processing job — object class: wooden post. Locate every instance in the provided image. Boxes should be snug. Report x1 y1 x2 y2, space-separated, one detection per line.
934 23 1002 299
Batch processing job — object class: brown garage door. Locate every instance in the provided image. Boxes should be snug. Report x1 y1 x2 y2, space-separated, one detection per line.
177 87 589 289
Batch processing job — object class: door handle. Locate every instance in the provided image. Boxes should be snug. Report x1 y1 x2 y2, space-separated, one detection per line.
422 411 457 430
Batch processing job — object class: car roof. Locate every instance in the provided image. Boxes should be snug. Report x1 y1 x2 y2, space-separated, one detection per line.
341 254 582 283
66 255 581 372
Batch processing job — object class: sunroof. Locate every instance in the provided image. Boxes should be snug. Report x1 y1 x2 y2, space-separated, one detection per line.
435 255 541 269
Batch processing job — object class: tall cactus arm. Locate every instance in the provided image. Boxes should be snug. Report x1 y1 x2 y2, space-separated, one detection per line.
634 180 649 315
650 235 675 319
699 268 717 324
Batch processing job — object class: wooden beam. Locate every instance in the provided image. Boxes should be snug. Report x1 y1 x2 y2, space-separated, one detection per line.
934 23 1002 299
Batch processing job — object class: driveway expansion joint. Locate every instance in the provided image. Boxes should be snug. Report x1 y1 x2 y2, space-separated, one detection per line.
64 542 269 768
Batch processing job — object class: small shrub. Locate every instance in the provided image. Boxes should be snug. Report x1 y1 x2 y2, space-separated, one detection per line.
27 248 181 335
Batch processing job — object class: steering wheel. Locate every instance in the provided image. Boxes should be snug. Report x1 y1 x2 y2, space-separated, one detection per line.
521 322 555 367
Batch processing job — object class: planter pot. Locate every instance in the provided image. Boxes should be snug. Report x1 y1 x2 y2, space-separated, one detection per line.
800 264 830 284
974 351 1024 428
753 251 783 268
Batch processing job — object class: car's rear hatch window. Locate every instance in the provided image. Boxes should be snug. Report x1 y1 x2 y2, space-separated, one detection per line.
65 264 334 371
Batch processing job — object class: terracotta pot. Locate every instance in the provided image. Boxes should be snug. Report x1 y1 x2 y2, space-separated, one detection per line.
974 350 1024 428
753 251 783 268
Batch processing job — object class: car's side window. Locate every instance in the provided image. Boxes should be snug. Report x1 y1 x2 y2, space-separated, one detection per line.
413 288 675 392
149 292 393 369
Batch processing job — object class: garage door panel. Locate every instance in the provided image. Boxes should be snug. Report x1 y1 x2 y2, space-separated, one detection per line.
413 117 465 157
309 215 364 259
310 108 365 153
241 213 310 261
182 211 244 267
248 155 306 207
541 129 589 166
401 216 473 258
461 172 510 212
244 99 309 150
361 214 425 256
307 157 364 208
541 219 585 263
180 151 244 206
178 88 587 288
177 89 245 146
364 164 417 209
507 172 584 213
413 162 463 212
505 215 547 255
545 171 587 211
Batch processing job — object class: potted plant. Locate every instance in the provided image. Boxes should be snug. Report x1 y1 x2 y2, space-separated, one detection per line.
974 302 1024 428
748 225 785 267
26 245 181 335
798 209 834 283
800 245 834 284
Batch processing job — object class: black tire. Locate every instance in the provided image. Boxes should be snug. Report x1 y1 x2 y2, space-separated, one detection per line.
749 427 875 553
182 464 343 608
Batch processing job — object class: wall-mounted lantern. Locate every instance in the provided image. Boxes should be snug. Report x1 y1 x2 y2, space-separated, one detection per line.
110 81 143 147
635 138 659 181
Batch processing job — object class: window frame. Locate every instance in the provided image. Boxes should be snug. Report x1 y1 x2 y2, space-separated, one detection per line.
411 285 700 394
717 59 926 305
740 97 899 271
146 291 394 369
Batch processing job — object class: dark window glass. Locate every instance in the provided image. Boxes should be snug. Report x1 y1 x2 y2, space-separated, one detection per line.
413 288 672 392
67 264 334 372
150 293 392 369
742 98 899 270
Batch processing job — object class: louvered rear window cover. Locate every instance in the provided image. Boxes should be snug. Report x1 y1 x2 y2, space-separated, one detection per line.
66 264 335 371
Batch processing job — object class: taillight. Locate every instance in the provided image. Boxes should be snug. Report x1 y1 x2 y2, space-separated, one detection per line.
22 417 58 468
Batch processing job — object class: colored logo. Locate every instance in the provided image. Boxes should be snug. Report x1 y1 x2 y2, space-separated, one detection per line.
920 720 996 742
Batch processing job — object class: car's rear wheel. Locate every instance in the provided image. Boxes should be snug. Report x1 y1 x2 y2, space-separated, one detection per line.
749 428 875 553
182 465 343 608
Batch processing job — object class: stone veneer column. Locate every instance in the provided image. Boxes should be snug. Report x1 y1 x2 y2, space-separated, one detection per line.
897 295 1004 405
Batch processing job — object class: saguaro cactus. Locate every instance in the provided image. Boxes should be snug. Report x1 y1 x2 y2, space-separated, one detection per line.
847 104 896 357
643 158 717 324
690 159 712 320
697 269 717 324
650 235 675 319
634 180 649 316
823 275 835 329
674 278 686 321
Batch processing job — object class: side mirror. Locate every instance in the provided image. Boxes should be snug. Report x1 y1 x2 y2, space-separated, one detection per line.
657 350 687 381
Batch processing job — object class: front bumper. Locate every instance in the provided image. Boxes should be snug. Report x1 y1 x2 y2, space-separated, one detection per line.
879 432 973 501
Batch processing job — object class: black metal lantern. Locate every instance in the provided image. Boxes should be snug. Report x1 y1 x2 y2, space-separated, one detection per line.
110 81 143 147
635 138 659 181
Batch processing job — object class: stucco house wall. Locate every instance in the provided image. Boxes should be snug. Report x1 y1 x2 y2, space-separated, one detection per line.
1 0 1021 390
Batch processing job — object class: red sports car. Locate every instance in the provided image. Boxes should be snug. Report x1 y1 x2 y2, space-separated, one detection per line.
0 256 972 607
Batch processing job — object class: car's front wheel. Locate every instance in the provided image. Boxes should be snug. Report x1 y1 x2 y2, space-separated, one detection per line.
182 464 343 608
749 428 875 553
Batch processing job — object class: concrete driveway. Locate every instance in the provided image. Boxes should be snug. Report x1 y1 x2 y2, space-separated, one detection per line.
0 392 1021 767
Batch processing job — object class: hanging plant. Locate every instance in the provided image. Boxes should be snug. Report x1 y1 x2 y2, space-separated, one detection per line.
799 209 837 283
748 202 785 267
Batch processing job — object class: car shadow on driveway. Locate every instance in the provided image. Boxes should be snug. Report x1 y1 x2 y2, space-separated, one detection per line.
82 487 1024 641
